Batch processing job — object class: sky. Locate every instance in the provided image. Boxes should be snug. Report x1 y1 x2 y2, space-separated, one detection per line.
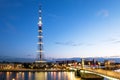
0 0 120 59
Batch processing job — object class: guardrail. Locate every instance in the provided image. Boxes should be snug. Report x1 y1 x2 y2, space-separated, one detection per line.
85 69 120 79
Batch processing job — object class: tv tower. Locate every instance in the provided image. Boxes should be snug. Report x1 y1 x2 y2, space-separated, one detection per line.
37 5 43 61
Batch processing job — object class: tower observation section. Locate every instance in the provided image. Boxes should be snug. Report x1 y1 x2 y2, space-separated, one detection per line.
37 6 43 61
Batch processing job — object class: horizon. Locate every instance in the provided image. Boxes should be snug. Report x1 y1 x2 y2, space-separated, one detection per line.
1 55 120 64
0 0 120 58
1 54 120 59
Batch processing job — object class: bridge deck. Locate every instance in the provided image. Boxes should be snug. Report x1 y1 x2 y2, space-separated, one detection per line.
85 69 120 79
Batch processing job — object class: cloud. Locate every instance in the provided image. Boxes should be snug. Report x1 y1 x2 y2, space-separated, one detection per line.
96 9 109 17
0 22 17 33
103 38 117 42
47 13 62 20
48 14 58 18
112 40 120 44
6 23 16 32
26 54 36 58
55 41 95 47
55 41 83 46
102 38 120 44
86 44 95 46
104 37 120 44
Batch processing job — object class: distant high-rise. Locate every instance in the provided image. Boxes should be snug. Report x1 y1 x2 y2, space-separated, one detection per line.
37 5 43 61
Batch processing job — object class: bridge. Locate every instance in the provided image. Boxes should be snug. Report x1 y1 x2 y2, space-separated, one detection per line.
78 68 120 80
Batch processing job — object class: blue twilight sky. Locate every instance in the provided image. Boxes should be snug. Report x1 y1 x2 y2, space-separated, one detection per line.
0 0 120 58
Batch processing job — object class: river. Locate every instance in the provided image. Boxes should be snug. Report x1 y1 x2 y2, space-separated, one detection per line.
0 71 113 80
0 71 81 80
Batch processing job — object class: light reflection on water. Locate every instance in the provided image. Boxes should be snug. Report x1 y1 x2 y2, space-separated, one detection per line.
0 72 80 80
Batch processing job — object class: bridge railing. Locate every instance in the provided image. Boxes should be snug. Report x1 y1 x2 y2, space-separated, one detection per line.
86 69 120 79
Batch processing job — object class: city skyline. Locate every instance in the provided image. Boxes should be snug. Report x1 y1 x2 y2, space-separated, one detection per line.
0 0 120 58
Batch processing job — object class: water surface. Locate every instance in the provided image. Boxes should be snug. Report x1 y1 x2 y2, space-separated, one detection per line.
0 72 80 80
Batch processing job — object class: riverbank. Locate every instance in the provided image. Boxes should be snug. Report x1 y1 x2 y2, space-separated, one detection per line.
0 69 75 72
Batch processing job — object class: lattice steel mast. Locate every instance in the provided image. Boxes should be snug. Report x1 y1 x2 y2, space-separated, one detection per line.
37 5 43 61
